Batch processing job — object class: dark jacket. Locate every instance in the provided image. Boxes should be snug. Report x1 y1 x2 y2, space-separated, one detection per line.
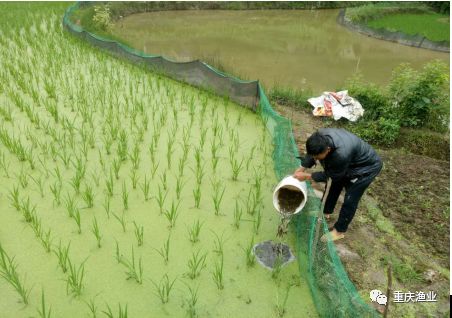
301 128 382 183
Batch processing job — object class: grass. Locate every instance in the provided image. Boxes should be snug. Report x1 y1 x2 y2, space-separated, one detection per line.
139 175 151 201
192 184 201 208
276 284 294 317
150 274 177 304
102 303 128 318
121 181 129 210
233 199 242 229
0 243 31 305
367 12 450 42
82 184 95 208
113 212 127 233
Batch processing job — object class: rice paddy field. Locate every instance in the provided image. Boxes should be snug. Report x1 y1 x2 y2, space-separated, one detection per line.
0 3 317 317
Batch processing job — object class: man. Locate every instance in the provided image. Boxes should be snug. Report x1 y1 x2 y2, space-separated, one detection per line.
293 128 382 241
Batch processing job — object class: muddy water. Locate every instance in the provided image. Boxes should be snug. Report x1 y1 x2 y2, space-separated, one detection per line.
111 9 449 93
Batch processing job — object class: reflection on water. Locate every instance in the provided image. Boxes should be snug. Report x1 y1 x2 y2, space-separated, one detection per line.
112 9 449 93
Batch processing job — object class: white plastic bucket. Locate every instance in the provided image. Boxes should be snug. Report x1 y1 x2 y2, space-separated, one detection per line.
273 176 308 216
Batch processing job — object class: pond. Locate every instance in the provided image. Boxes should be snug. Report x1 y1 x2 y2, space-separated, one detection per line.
111 9 449 93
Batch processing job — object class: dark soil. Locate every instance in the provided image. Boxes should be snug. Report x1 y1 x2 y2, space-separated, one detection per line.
277 187 304 214
253 240 295 269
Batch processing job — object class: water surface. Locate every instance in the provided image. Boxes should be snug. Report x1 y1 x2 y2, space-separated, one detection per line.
112 9 449 93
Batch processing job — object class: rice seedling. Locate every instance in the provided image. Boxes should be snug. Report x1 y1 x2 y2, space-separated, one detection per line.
20 196 36 223
210 138 219 159
246 145 257 171
139 175 151 201
211 179 226 216
121 181 129 210
102 134 113 155
276 284 294 317
129 143 140 170
199 127 207 149
54 241 70 273
159 172 167 192
0 151 10 177
50 181 62 206
243 236 255 267
82 184 95 208
105 170 114 197
58 147 71 168
156 185 167 214
175 176 186 200
229 155 244 181
112 157 121 180
40 229 52 253
130 169 139 190
117 130 128 162
187 250 207 279
113 212 127 233
102 303 128 318
133 221 144 247
193 147 202 171
272 254 284 280
166 139 174 169
192 184 201 209
163 200 180 228
178 156 186 177
212 256 224 290
53 166 62 185
18 169 29 188
184 282 199 318
37 289 51 318
84 297 98 318
150 273 177 304
90 171 100 188
150 160 159 179
30 175 45 198
253 210 262 235
211 230 228 257
233 200 242 229
73 208 82 234
7 185 21 211
153 234 170 265
187 219 203 244
0 243 31 305
91 216 102 248
103 196 111 219
117 245 143 284
65 257 85 297
70 174 82 195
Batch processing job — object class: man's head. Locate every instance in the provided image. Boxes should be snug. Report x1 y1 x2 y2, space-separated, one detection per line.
306 132 331 160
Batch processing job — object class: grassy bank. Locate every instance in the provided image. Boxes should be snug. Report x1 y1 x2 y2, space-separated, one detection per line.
346 3 450 42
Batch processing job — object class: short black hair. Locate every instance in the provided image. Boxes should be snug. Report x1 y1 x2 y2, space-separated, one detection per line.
306 132 329 155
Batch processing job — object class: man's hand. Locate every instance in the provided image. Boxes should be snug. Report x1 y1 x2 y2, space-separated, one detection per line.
294 166 305 174
293 171 312 181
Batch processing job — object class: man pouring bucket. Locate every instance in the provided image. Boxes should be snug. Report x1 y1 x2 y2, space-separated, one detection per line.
293 128 383 241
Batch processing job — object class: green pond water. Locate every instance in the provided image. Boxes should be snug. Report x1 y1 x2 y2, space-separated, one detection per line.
111 9 449 93
0 4 318 318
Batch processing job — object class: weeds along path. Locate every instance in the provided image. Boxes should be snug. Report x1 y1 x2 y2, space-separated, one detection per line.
0 4 317 317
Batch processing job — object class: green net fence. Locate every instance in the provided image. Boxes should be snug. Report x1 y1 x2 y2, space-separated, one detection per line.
63 3 379 317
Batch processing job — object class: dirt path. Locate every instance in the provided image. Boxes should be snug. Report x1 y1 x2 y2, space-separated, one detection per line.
273 103 450 317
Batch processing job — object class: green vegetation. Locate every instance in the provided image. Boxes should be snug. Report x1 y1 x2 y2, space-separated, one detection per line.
346 3 449 42
368 13 450 42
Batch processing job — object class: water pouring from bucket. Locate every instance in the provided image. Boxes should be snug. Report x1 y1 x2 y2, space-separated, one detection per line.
273 176 308 237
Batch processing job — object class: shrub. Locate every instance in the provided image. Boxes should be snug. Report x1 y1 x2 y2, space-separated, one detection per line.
388 60 449 132
93 4 112 31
